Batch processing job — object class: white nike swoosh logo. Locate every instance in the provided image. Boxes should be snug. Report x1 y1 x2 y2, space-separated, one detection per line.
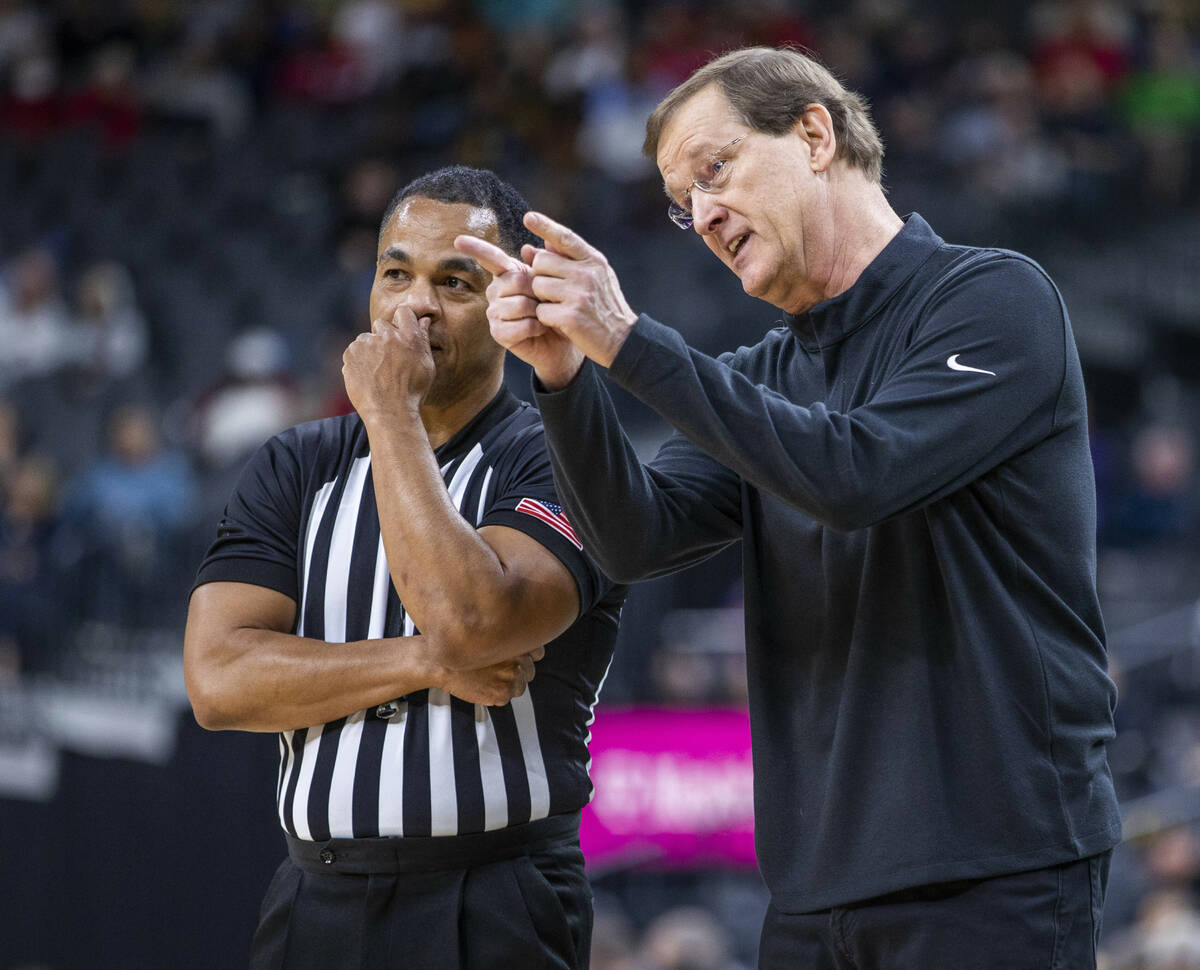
946 354 996 376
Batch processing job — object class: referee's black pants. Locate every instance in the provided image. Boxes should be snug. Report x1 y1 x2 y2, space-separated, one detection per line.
250 811 591 970
759 851 1111 970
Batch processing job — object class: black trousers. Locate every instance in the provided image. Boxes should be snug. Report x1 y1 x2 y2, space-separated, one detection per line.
759 852 1112 970
250 812 591 970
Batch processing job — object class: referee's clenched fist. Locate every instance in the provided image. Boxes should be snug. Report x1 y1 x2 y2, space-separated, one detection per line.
341 307 436 418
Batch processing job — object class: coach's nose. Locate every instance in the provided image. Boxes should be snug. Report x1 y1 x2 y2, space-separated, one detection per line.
691 192 726 238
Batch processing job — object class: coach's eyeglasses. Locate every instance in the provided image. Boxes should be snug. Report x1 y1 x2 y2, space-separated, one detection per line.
667 136 744 230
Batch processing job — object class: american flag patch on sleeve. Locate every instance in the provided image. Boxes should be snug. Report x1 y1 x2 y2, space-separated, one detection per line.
514 498 582 550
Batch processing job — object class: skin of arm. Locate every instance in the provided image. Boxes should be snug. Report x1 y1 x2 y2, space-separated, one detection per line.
342 309 582 671
184 581 543 733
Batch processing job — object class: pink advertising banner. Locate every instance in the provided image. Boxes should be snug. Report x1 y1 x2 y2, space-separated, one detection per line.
580 707 757 870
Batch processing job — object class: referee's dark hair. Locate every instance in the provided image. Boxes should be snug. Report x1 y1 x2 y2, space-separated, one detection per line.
380 166 537 257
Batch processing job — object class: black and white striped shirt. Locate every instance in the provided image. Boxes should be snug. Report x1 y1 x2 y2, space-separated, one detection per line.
195 389 623 840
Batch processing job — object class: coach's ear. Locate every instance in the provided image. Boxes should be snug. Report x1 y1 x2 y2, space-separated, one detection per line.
794 103 835 173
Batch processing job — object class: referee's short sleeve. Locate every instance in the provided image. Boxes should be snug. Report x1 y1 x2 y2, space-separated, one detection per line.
478 426 612 614
193 429 305 602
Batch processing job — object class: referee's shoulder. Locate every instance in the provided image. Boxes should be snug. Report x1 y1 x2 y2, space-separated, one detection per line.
471 400 554 480
493 396 547 441
264 410 365 459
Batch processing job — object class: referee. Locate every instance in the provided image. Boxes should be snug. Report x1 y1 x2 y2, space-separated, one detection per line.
184 167 624 969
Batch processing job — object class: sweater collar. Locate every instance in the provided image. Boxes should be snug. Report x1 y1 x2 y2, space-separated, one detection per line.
785 213 942 352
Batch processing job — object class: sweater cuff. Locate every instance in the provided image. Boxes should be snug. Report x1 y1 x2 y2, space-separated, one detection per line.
531 357 593 397
606 313 688 391
608 313 651 383
531 357 605 419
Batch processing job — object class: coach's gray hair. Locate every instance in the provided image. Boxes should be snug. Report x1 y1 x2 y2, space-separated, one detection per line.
643 46 884 184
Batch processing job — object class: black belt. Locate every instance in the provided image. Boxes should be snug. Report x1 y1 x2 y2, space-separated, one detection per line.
286 811 581 875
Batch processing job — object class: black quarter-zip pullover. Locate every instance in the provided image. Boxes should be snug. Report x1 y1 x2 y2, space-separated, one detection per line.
535 214 1121 911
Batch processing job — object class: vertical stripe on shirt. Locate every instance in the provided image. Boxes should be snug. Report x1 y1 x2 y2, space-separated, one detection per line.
477 707 509 831
307 716 345 842
344 461 381 644
583 654 616 782
376 701 408 835
351 714 386 839
475 466 494 526
276 734 288 804
348 480 395 839
447 443 484 509
291 724 324 841
326 710 365 838
427 688 459 836
367 535 389 640
324 456 370 641
277 732 295 837
488 703 531 826
301 460 371 840
280 726 308 837
296 480 336 637
402 692 432 836
301 474 350 642
450 697 485 833
511 691 550 821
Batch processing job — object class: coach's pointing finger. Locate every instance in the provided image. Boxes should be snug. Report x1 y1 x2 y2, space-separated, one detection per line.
454 231 585 388
452 234 519 277
523 211 594 259
453 232 543 341
522 212 638 368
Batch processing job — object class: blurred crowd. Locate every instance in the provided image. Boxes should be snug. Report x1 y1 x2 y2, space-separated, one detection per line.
0 0 1198 966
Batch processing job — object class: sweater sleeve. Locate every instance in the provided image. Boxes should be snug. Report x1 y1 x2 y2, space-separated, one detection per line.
607 255 1071 532
534 362 743 585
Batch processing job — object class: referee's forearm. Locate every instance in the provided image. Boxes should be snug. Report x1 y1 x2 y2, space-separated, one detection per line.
362 413 575 665
187 630 440 732
367 418 503 634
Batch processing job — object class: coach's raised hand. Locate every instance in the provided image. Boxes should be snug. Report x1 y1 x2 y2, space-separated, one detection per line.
453 232 584 390
455 212 638 389
521 212 638 372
